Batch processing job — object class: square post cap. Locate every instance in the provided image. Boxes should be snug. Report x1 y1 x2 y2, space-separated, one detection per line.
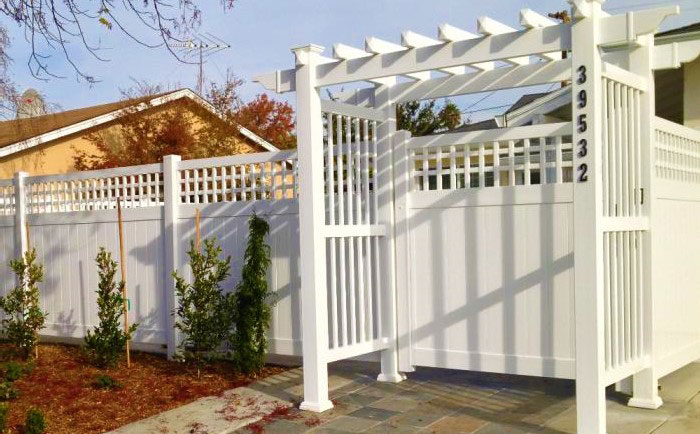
292 44 325 65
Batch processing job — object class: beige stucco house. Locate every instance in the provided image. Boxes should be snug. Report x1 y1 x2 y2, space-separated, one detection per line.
0 88 278 179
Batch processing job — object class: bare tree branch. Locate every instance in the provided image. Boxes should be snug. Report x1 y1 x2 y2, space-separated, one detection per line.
0 0 238 83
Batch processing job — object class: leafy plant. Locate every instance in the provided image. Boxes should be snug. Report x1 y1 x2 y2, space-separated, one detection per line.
231 214 275 373
24 408 45 434
0 402 8 433
93 374 123 390
84 248 138 368
4 362 22 383
172 238 235 375
0 382 18 401
0 248 47 359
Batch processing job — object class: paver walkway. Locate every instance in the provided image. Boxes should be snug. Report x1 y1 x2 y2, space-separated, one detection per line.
237 361 700 434
113 360 700 433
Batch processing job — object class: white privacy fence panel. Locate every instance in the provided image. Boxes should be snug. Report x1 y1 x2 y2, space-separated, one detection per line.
654 117 700 183
0 152 303 356
323 110 389 361
652 118 700 378
396 124 577 379
176 202 302 355
407 123 574 191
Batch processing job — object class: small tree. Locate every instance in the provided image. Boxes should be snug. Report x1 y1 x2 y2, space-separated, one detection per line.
0 249 46 359
231 215 274 373
173 239 235 375
84 248 138 368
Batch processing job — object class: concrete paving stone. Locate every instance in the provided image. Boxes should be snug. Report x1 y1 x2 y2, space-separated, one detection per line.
308 427 355 434
660 362 700 403
357 384 404 399
349 406 401 422
112 387 291 434
335 393 383 408
287 375 358 398
651 416 700 434
260 420 314 434
393 388 437 403
472 422 533 434
322 415 382 432
370 396 422 412
363 419 424 433
388 408 445 428
423 414 488 433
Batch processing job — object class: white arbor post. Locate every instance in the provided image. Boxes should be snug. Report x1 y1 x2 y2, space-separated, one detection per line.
13 172 28 260
375 84 404 383
163 154 181 360
294 44 334 413
629 33 663 410
571 1 607 433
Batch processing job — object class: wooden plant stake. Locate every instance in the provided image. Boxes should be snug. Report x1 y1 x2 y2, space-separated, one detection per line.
195 208 202 253
25 222 39 360
117 197 131 368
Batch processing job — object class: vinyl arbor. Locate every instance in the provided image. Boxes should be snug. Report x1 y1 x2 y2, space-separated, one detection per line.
255 1 700 433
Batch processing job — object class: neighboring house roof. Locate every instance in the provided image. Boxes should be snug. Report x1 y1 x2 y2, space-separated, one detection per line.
504 93 551 115
451 119 499 133
656 22 700 40
0 88 279 159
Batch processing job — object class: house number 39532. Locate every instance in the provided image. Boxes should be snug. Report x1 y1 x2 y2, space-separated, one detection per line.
576 65 588 183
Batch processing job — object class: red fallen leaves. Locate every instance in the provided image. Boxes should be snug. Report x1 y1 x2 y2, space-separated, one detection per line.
0 343 286 434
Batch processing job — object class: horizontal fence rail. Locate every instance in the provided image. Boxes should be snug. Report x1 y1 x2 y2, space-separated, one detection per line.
655 116 700 183
6 151 300 215
404 122 574 191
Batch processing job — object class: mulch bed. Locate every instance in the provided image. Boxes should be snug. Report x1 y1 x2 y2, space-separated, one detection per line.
0 343 288 434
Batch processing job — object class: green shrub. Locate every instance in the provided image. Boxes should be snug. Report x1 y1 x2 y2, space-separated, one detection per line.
0 249 47 359
84 248 138 368
172 238 235 375
231 214 275 373
24 408 45 434
0 382 18 401
4 362 22 383
0 402 8 432
93 374 123 390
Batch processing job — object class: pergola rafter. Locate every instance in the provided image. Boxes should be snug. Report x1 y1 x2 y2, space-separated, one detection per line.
254 5 681 96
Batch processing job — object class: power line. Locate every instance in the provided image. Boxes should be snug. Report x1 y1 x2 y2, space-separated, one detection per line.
460 103 512 115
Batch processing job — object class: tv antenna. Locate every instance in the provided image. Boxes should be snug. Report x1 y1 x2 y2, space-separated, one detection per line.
168 33 231 95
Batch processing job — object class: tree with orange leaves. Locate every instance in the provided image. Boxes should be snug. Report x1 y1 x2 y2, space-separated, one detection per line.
73 77 296 170
234 94 296 150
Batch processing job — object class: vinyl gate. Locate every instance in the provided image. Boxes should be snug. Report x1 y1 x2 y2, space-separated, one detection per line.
393 124 577 379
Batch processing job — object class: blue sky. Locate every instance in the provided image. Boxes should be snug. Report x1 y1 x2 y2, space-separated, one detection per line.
5 0 700 122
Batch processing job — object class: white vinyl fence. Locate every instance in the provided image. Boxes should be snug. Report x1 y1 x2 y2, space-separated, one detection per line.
652 117 700 378
0 151 302 357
